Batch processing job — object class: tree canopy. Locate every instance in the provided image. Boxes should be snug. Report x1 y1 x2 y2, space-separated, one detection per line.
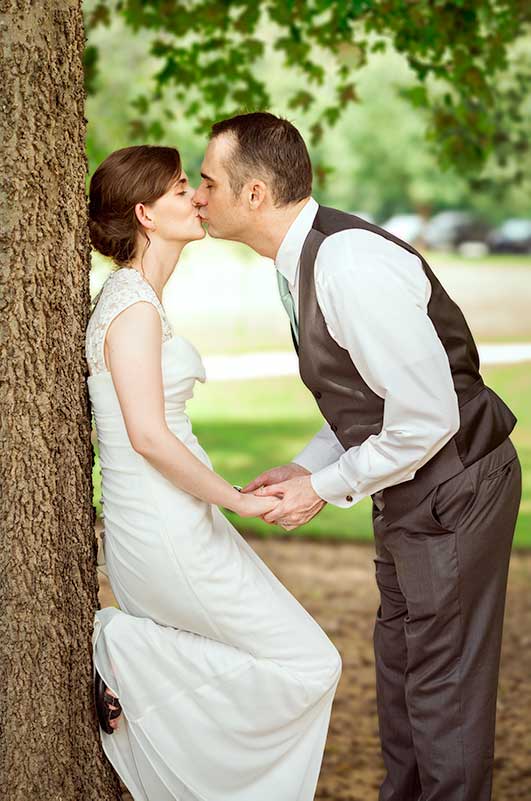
85 0 530 190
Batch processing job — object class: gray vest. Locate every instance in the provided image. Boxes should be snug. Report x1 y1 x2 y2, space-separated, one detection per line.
292 205 517 524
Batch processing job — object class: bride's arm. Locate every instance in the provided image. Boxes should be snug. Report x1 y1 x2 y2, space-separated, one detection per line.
104 301 277 518
140 436 274 518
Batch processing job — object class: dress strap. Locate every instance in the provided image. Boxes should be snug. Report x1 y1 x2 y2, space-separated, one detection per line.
86 268 173 375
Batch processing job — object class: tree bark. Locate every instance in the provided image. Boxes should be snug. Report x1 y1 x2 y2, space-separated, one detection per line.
0 2 121 798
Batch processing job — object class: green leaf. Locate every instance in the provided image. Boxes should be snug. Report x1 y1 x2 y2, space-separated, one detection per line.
399 85 429 109
131 94 149 115
287 90 315 112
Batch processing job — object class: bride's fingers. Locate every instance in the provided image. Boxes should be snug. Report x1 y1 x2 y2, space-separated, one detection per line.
256 483 284 498
254 491 283 502
251 496 282 516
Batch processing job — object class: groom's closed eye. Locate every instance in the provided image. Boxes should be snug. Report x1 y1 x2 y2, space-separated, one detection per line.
200 172 215 189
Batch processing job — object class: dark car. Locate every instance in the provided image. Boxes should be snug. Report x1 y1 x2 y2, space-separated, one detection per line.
423 211 491 251
487 218 531 254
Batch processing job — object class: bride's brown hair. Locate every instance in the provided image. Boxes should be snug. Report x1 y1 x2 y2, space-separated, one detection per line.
88 145 182 268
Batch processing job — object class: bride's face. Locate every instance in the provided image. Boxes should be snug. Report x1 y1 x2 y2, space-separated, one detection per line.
138 170 206 245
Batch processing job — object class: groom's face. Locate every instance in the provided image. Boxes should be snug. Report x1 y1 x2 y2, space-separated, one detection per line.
195 135 250 240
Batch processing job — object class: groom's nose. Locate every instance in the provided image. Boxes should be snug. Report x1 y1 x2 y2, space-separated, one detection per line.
193 186 207 207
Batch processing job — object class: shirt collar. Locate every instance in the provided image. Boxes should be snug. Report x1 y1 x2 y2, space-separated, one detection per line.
274 196 319 286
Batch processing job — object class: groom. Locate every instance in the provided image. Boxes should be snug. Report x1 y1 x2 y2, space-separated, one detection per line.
193 112 522 801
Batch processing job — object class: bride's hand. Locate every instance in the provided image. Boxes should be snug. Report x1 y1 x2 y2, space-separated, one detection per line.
234 490 282 519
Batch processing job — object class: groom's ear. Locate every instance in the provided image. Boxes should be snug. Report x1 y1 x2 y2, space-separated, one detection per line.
247 180 267 210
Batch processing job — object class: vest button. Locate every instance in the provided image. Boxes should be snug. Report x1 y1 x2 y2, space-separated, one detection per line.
346 495 353 502
314 391 322 400
331 423 338 432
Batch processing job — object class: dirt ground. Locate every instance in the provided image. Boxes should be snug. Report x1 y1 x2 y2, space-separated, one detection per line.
97 529 531 801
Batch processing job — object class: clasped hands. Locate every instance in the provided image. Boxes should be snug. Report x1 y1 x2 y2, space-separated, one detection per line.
239 463 326 531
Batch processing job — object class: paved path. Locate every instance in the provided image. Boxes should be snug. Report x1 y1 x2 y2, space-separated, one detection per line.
203 343 531 382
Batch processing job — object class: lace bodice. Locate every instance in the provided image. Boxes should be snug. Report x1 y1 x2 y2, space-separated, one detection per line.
86 267 174 376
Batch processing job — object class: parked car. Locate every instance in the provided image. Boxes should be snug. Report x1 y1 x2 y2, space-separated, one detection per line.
382 214 427 245
423 211 490 251
487 218 531 254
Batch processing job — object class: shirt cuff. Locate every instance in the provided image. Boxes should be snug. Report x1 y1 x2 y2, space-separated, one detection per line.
310 461 360 508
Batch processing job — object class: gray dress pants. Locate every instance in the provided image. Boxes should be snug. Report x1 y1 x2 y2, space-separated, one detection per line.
371 436 522 801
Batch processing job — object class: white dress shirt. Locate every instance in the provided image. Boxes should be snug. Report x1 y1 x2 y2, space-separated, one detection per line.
274 197 460 509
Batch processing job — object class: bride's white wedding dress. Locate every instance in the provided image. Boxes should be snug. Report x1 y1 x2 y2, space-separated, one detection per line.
86 267 342 801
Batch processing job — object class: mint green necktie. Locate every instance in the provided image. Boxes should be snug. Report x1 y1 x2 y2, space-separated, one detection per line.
276 270 299 344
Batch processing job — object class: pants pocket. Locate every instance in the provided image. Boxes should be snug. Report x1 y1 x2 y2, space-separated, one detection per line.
428 469 476 534
483 452 518 483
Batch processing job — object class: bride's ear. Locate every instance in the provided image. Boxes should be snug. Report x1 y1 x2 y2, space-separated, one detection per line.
134 202 157 232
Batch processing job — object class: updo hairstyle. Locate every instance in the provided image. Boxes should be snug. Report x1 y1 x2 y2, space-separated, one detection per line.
88 145 182 267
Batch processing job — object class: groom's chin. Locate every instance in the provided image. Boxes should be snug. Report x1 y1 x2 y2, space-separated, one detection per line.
202 221 236 242
205 224 221 239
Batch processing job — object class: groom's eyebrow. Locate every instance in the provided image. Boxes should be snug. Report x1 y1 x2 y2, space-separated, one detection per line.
200 172 215 183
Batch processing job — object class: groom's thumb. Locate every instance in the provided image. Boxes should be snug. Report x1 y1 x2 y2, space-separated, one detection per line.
241 477 264 493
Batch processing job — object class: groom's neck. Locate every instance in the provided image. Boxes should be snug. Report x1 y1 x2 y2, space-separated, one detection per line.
241 197 312 261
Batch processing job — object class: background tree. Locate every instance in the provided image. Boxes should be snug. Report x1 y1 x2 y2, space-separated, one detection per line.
0 2 120 799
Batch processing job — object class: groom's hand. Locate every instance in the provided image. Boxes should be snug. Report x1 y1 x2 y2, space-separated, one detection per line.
242 463 310 493
255 475 326 530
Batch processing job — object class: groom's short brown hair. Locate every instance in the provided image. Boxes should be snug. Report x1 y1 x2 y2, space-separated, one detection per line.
210 112 312 206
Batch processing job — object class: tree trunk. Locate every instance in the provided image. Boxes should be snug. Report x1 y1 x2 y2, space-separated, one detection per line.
0 2 121 799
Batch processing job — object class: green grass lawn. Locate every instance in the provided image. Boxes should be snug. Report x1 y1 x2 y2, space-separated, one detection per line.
92 362 531 547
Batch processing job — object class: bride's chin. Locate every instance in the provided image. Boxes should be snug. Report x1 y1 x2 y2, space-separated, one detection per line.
183 228 207 244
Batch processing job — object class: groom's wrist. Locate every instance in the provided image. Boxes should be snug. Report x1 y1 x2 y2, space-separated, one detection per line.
310 464 357 508
290 461 311 476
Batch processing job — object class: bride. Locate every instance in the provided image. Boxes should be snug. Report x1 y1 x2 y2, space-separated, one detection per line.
86 144 342 801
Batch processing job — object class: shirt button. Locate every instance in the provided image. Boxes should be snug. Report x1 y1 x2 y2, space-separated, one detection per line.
346 495 353 502
314 391 322 400
331 423 338 432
